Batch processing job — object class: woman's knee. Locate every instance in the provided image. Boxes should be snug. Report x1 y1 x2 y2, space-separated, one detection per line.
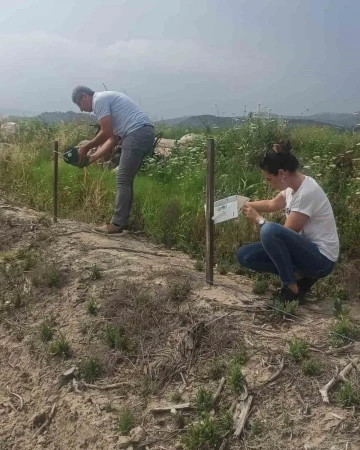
260 222 282 242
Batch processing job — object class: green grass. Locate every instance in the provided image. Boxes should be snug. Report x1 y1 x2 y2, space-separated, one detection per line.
287 338 309 362
104 325 131 351
117 407 135 434
90 264 101 280
168 277 192 303
252 279 269 295
80 357 101 382
39 316 56 342
233 347 248 365
170 390 183 403
228 363 245 394
272 300 299 318
49 336 71 357
86 297 98 315
181 414 222 450
330 315 358 347
194 388 213 415
338 382 359 407
302 359 322 376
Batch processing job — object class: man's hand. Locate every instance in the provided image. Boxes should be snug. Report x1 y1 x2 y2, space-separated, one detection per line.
78 146 89 163
242 204 261 223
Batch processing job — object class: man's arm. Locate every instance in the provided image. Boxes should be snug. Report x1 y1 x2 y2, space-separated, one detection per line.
78 116 114 161
89 136 119 164
248 192 286 213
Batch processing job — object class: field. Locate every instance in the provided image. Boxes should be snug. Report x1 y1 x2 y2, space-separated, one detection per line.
0 117 360 449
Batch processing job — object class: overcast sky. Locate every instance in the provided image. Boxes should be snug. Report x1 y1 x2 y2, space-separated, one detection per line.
1 0 359 118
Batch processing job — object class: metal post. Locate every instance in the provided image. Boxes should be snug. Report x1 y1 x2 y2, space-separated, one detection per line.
53 140 58 223
206 138 215 284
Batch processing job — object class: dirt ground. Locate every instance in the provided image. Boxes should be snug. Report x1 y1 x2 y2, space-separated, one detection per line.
0 198 360 450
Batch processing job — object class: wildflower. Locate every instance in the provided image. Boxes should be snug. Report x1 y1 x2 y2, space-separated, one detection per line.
317 174 322 177
313 156 321 160
303 166 311 169
329 164 336 168
356 191 360 195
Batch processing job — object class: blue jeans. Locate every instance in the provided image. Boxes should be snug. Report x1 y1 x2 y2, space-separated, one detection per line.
236 222 335 285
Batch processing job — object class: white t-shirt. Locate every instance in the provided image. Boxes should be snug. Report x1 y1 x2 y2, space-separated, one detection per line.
281 176 339 262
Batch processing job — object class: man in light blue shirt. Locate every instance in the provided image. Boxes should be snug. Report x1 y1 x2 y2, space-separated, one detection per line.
72 86 154 234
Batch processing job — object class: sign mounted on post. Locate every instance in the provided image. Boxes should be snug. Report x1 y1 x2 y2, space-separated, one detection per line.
209 195 250 224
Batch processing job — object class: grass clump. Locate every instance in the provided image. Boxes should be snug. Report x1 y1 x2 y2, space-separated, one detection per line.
86 297 98 315
287 338 309 362
90 264 101 280
117 407 135 434
252 279 268 295
233 347 248 365
169 277 191 303
194 388 213 415
208 358 226 380
49 336 71 357
302 359 322 376
228 363 245 394
181 414 222 450
273 300 299 318
80 357 101 382
39 316 56 342
105 325 131 351
330 315 358 347
338 382 359 408
217 261 231 275
249 418 264 437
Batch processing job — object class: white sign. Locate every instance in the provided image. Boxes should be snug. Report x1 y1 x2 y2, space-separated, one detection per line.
205 195 250 224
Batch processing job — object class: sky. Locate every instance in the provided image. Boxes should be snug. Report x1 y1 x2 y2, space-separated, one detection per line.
0 0 359 119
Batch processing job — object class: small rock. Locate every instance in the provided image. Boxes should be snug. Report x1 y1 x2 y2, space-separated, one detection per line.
126 446 134 450
129 426 146 443
170 408 177 415
37 436 46 445
117 436 132 449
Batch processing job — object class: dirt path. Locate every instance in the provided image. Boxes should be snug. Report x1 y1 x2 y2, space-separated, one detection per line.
0 199 359 450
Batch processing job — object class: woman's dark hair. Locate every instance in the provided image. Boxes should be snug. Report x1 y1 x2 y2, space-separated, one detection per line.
259 140 299 175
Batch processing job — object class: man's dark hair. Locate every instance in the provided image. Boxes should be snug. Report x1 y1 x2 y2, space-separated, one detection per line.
71 86 95 104
259 140 299 175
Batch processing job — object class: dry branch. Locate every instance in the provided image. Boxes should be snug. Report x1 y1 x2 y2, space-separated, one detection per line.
32 403 56 438
80 381 132 391
212 377 226 406
263 358 285 385
150 403 191 413
233 395 253 437
319 357 359 403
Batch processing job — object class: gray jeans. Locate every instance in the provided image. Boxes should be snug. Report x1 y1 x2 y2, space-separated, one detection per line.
111 125 155 227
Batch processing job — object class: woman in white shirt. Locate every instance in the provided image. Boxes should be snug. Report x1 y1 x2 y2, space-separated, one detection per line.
237 140 339 304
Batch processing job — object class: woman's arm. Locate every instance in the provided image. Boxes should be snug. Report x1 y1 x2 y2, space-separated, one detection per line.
248 192 286 213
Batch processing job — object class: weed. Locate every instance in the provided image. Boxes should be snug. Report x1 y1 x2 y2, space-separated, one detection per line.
49 336 71 357
338 382 359 407
249 418 264 437
39 316 56 342
252 279 268 295
171 390 183 403
228 363 245 394
272 300 299 318
302 359 322 376
86 297 98 315
217 411 233 435
193 260 204 272
105 325 130 351
169 277 191 303
31 262 62 288
287 338 309 362
181 414 222 450
80 357 101 382
37 214 52 227
117 407 135 434
135 292 151 307
90 264 101 280
217 261 231 275
233 347 248 365
194 388 213 415
333 298 350 318
330 315 358 347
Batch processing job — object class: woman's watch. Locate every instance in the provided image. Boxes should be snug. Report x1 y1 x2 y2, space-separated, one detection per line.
257 217 266 227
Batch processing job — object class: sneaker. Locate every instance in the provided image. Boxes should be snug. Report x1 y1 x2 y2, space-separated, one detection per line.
93 223 129 234
297 276 317 295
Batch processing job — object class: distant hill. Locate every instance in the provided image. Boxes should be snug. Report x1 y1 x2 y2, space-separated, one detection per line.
303 113 359 128
156 114 348 130
5 111 96 125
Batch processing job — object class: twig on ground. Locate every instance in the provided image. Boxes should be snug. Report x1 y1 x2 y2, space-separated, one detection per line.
233 395 253 437
319 358 359 403
32 403 56 438
10 392 24 411
79 381 132 391
150 403 192 413
263 358 285 386
212 377 226 407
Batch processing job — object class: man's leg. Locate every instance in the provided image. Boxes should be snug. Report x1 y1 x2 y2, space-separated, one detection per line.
111 126 154 228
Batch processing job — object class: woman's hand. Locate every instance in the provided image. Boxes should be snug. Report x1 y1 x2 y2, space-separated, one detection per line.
242 204 261 223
